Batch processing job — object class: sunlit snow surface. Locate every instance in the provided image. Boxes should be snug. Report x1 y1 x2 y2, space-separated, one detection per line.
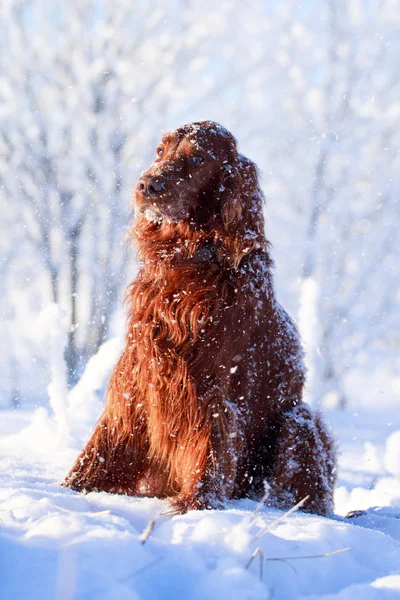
0 409 399 600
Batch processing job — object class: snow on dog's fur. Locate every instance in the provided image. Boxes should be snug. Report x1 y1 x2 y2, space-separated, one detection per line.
63 121 336 515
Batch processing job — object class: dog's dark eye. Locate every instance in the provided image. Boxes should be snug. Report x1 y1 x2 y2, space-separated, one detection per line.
156 147 164 157
191 156 204 165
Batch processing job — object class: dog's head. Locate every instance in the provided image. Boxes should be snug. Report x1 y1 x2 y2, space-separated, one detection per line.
133 121 266 267
136 121 258 229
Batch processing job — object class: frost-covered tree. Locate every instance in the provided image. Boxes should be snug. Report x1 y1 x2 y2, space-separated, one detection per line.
291 0 400 407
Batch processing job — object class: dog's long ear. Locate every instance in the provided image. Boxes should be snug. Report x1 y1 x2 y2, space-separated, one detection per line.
220 160 243 233
219 153 266 267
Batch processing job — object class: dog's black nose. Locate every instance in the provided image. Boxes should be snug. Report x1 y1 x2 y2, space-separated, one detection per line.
139 177 165 196
148 178 165 196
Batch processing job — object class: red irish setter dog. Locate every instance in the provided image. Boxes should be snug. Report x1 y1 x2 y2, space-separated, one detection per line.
63 121 336 515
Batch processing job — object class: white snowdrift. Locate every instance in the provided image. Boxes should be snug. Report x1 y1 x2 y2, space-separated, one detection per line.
0 408 399 600
1 326 399 599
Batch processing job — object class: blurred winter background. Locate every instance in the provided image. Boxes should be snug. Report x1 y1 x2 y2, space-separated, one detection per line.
0 0 399 413
1 3 400 598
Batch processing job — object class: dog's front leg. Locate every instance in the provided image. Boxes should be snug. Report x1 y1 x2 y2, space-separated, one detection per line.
170 396 243 513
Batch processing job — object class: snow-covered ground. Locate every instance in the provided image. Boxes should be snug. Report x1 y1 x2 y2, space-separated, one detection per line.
1 403 399 599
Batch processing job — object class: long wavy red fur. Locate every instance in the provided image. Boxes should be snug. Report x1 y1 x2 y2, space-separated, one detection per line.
63 122 336 515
